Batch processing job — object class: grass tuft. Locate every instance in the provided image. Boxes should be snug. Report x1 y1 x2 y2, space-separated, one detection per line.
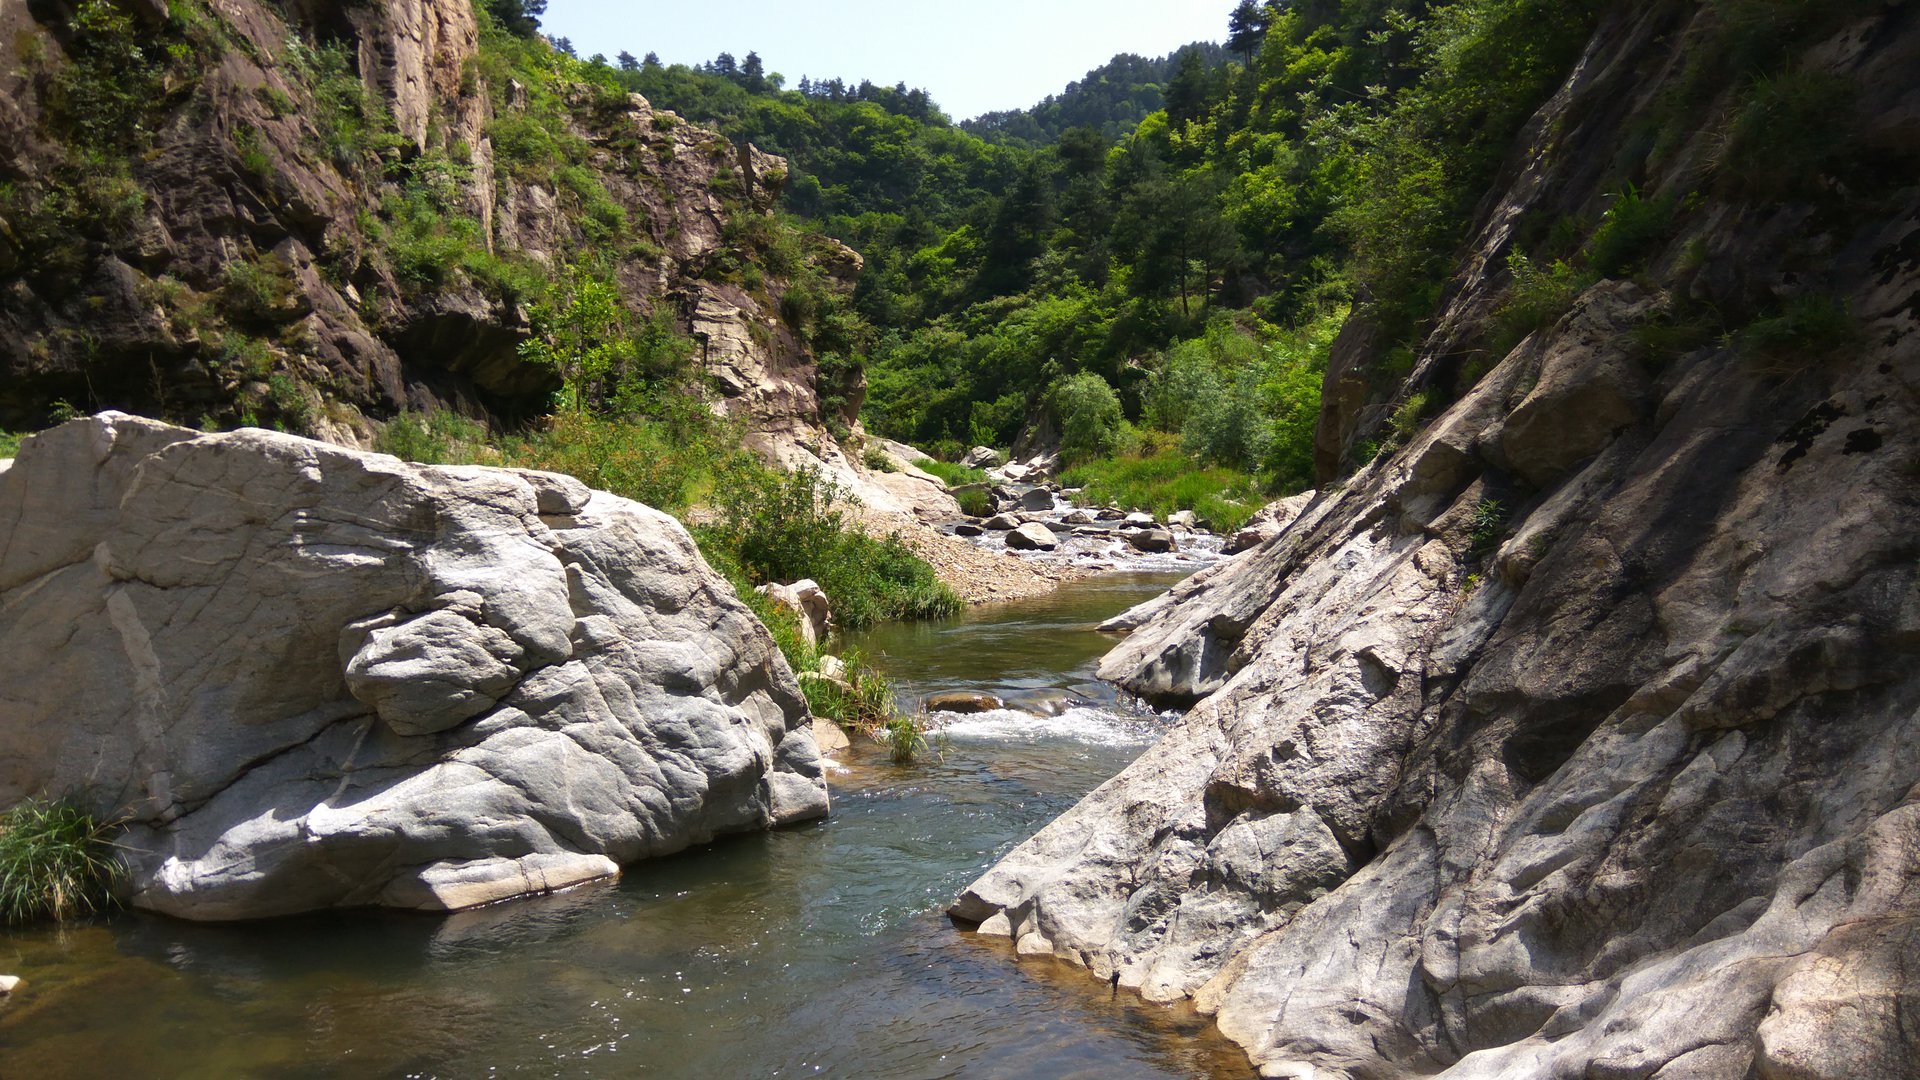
0 798 123 924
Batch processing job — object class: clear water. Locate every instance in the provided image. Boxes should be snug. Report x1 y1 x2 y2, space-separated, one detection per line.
0 573 1250 1078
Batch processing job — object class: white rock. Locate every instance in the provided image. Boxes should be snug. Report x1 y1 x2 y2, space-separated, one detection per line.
0 414 828 921
757 579 832 648
1006 522 1060 551
0 975 19 994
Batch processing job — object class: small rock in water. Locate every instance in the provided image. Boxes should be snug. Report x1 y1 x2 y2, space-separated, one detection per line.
953 522 984 536
924 691 1005 714
0 975 19 995
1127 528 1176 553
1017 487 1055 511
1167 510 1196 528
1006 522 1060 550
1123 512 1157 528
1062 509 1096 525
984 513 1021 530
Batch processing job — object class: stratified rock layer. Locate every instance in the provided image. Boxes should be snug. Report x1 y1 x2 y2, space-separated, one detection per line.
955 2 1920 1074
0 414 827 920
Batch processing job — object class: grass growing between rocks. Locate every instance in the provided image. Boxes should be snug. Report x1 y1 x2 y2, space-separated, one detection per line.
0 799 123 924
1060 443 1265 533
0 431 22 458
875 714 931 764
913 458 988 488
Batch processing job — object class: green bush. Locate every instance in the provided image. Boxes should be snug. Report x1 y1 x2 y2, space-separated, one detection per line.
1584 183 1679 278
0 432 24 458
861 443 898 472
1738 295 1859 367
0 798 123 924
1496 252 1590 349
1468 497 1508 552
374 410 495 466
1048 372 1123 464
699 462 962 629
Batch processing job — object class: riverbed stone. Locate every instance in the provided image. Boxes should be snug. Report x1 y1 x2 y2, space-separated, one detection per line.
924 691 1005 714
1016 487 1055 511
1006 522 1060 551
952 521 984 536
985 513 1021 530
1126 528 1175 553
0 976 18 994
0 414 829 921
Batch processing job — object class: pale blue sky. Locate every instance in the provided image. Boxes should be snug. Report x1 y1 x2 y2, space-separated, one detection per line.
540 1 1231 121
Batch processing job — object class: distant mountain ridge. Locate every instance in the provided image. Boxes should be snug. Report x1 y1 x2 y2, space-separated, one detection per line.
962 42 1229 145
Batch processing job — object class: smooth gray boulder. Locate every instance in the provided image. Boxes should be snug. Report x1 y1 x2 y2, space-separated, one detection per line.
0 414 828 920
1005 522 1060 551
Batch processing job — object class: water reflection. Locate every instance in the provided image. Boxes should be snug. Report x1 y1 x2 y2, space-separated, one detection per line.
0 573 1249 1078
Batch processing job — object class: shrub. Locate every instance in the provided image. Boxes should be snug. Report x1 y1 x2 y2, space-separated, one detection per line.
374 410 495 466
1738 295 1859 368
1 432 26 458
0 798 123 924
1181 363 1272 473
699 462 962 629
1468 498 1508 552
861 443 898 472
1049 372 1123 464
1585 183 1678 277
1495 251 1589 349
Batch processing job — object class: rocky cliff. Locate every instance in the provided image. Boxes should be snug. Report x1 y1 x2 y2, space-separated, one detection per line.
0 0 861 456
955 2 1920 1076
0 413 828 919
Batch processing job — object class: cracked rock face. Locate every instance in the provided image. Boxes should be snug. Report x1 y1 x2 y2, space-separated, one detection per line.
0 413 827 920
951 0 1920 1069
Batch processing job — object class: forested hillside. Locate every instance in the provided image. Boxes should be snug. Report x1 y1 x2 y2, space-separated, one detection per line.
962 44 1230 146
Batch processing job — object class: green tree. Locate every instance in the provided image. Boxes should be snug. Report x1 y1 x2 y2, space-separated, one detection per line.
484 0 546 37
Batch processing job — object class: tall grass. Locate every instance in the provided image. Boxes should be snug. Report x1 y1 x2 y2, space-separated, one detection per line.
0 431 23 458
0 799 122 924
1060 447 1264 533
875 713 931 764
913 458 987 488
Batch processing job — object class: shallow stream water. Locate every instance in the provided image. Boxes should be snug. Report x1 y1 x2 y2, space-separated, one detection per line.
0 573 1249 1078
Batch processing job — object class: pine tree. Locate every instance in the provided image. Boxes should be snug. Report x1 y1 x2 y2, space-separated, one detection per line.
642 51 661 68
484 0 546 38
1227 1 1270 62
713 52 737 78
1163 47 1212 127
741 51 766 91
617 50 638 71
554 36 576 58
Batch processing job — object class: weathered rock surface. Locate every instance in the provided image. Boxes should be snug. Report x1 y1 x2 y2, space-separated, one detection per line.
1125 528 1175 554
1223 491 1315 555
0 414 828 920
756 579 833 649
955 3 1920 1075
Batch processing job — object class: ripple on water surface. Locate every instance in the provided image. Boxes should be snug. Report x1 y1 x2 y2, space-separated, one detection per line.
0 572 1251 1078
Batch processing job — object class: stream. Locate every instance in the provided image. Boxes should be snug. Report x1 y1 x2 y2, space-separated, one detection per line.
0 572 1248 1078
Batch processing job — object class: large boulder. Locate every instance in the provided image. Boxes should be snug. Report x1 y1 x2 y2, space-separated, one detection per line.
0 414 828 920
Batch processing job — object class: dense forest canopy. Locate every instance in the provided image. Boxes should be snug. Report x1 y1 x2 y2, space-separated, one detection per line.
579 0 1623 496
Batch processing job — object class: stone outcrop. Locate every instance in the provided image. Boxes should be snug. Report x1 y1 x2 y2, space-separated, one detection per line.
955 2 1920 1076
0 414 827 920
0 0 847 456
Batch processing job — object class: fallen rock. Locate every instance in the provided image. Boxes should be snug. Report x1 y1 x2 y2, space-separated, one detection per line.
1006 522 1060 551
756 579 833 648
0 414 829 920
924 691 1005 714
962 446 1000 469
1126 528 1175 553
1016 487 1055 512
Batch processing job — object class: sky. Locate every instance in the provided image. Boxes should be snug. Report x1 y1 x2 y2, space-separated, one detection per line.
539 1 1230 122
